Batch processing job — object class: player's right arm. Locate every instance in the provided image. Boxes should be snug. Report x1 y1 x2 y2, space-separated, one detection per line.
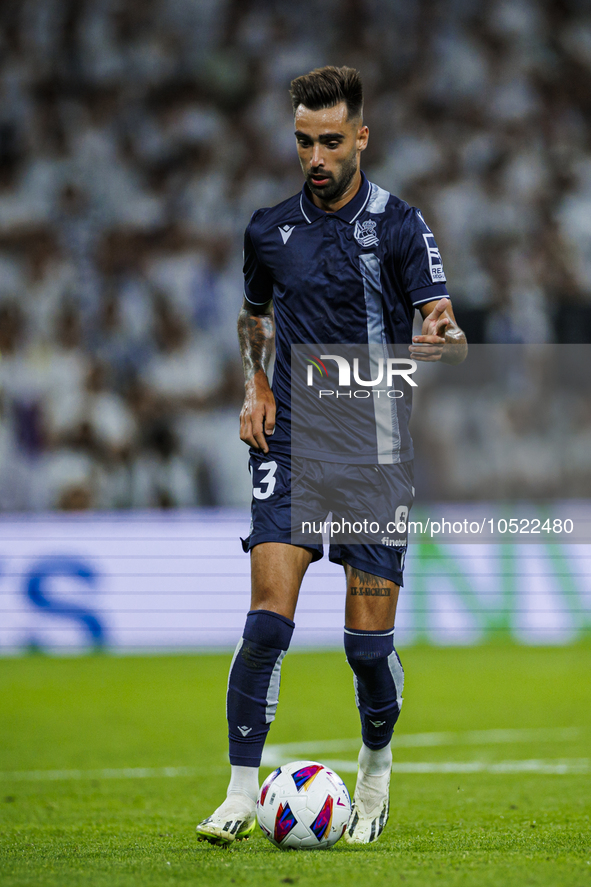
238 297 276 453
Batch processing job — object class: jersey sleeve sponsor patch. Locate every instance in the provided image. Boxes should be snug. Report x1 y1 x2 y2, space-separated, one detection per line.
422 232 446 283
398 206 447 295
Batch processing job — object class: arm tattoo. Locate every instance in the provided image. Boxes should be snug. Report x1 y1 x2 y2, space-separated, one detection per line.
237 306 275 382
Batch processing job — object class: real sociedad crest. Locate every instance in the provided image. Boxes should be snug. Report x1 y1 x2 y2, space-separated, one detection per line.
354 218 379 248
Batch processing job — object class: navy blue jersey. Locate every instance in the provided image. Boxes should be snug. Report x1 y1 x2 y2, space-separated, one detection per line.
243 172 449 463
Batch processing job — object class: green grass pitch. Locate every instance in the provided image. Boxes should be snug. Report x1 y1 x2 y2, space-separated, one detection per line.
1 644 590 887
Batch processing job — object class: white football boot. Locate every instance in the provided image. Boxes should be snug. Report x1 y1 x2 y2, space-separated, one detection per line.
345 747 391 844
196 793 257 846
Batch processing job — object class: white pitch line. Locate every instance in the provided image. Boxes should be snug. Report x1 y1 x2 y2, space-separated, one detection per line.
1 728 585 783
2 757 586 783
0 765 213 783
321 758 589 776
262 726 581 765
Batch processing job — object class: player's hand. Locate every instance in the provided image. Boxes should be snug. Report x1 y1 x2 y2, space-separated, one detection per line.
240 371 276 453
410 298 468 364
409 298 456 362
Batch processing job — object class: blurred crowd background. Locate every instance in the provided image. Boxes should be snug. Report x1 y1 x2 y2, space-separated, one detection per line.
1 0 591 512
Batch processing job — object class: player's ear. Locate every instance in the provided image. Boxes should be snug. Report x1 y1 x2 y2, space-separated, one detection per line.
357 124 369 152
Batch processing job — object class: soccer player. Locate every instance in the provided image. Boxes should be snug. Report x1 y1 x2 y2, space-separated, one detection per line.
196 66 467 846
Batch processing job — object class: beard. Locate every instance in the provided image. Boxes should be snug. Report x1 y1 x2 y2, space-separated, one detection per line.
306 145 358 203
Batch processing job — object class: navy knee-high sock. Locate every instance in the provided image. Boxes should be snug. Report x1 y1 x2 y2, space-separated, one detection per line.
227 609 295 767
344 627 404 750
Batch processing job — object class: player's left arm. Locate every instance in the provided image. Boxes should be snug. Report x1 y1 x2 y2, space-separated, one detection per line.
409 298 468 364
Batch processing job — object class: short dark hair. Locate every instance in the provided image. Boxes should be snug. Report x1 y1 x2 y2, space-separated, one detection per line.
289 66 363 120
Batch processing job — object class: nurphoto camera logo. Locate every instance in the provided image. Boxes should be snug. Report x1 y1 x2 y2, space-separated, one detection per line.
305 352 417 399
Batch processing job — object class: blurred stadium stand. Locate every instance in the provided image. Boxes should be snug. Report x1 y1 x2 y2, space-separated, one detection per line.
0 0 591 512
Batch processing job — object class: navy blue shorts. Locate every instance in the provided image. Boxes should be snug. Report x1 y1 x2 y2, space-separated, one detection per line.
241 449 414 586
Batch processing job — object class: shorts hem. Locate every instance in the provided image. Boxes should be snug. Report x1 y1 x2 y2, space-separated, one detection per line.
242 534 324 562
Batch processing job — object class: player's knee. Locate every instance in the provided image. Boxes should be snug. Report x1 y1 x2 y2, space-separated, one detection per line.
242 608 295 653
344 628 404 699
344 627 395 665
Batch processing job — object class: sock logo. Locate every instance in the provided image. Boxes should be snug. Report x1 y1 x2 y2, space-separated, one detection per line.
237 725 252 736
370 719 386 728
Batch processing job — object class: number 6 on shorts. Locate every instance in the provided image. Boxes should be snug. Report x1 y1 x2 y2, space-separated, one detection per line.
253 461 278 500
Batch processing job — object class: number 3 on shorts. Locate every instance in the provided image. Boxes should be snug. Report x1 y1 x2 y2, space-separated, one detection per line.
253 460 278 500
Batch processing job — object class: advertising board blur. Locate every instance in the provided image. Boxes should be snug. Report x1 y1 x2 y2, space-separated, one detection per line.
1 508 590 653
